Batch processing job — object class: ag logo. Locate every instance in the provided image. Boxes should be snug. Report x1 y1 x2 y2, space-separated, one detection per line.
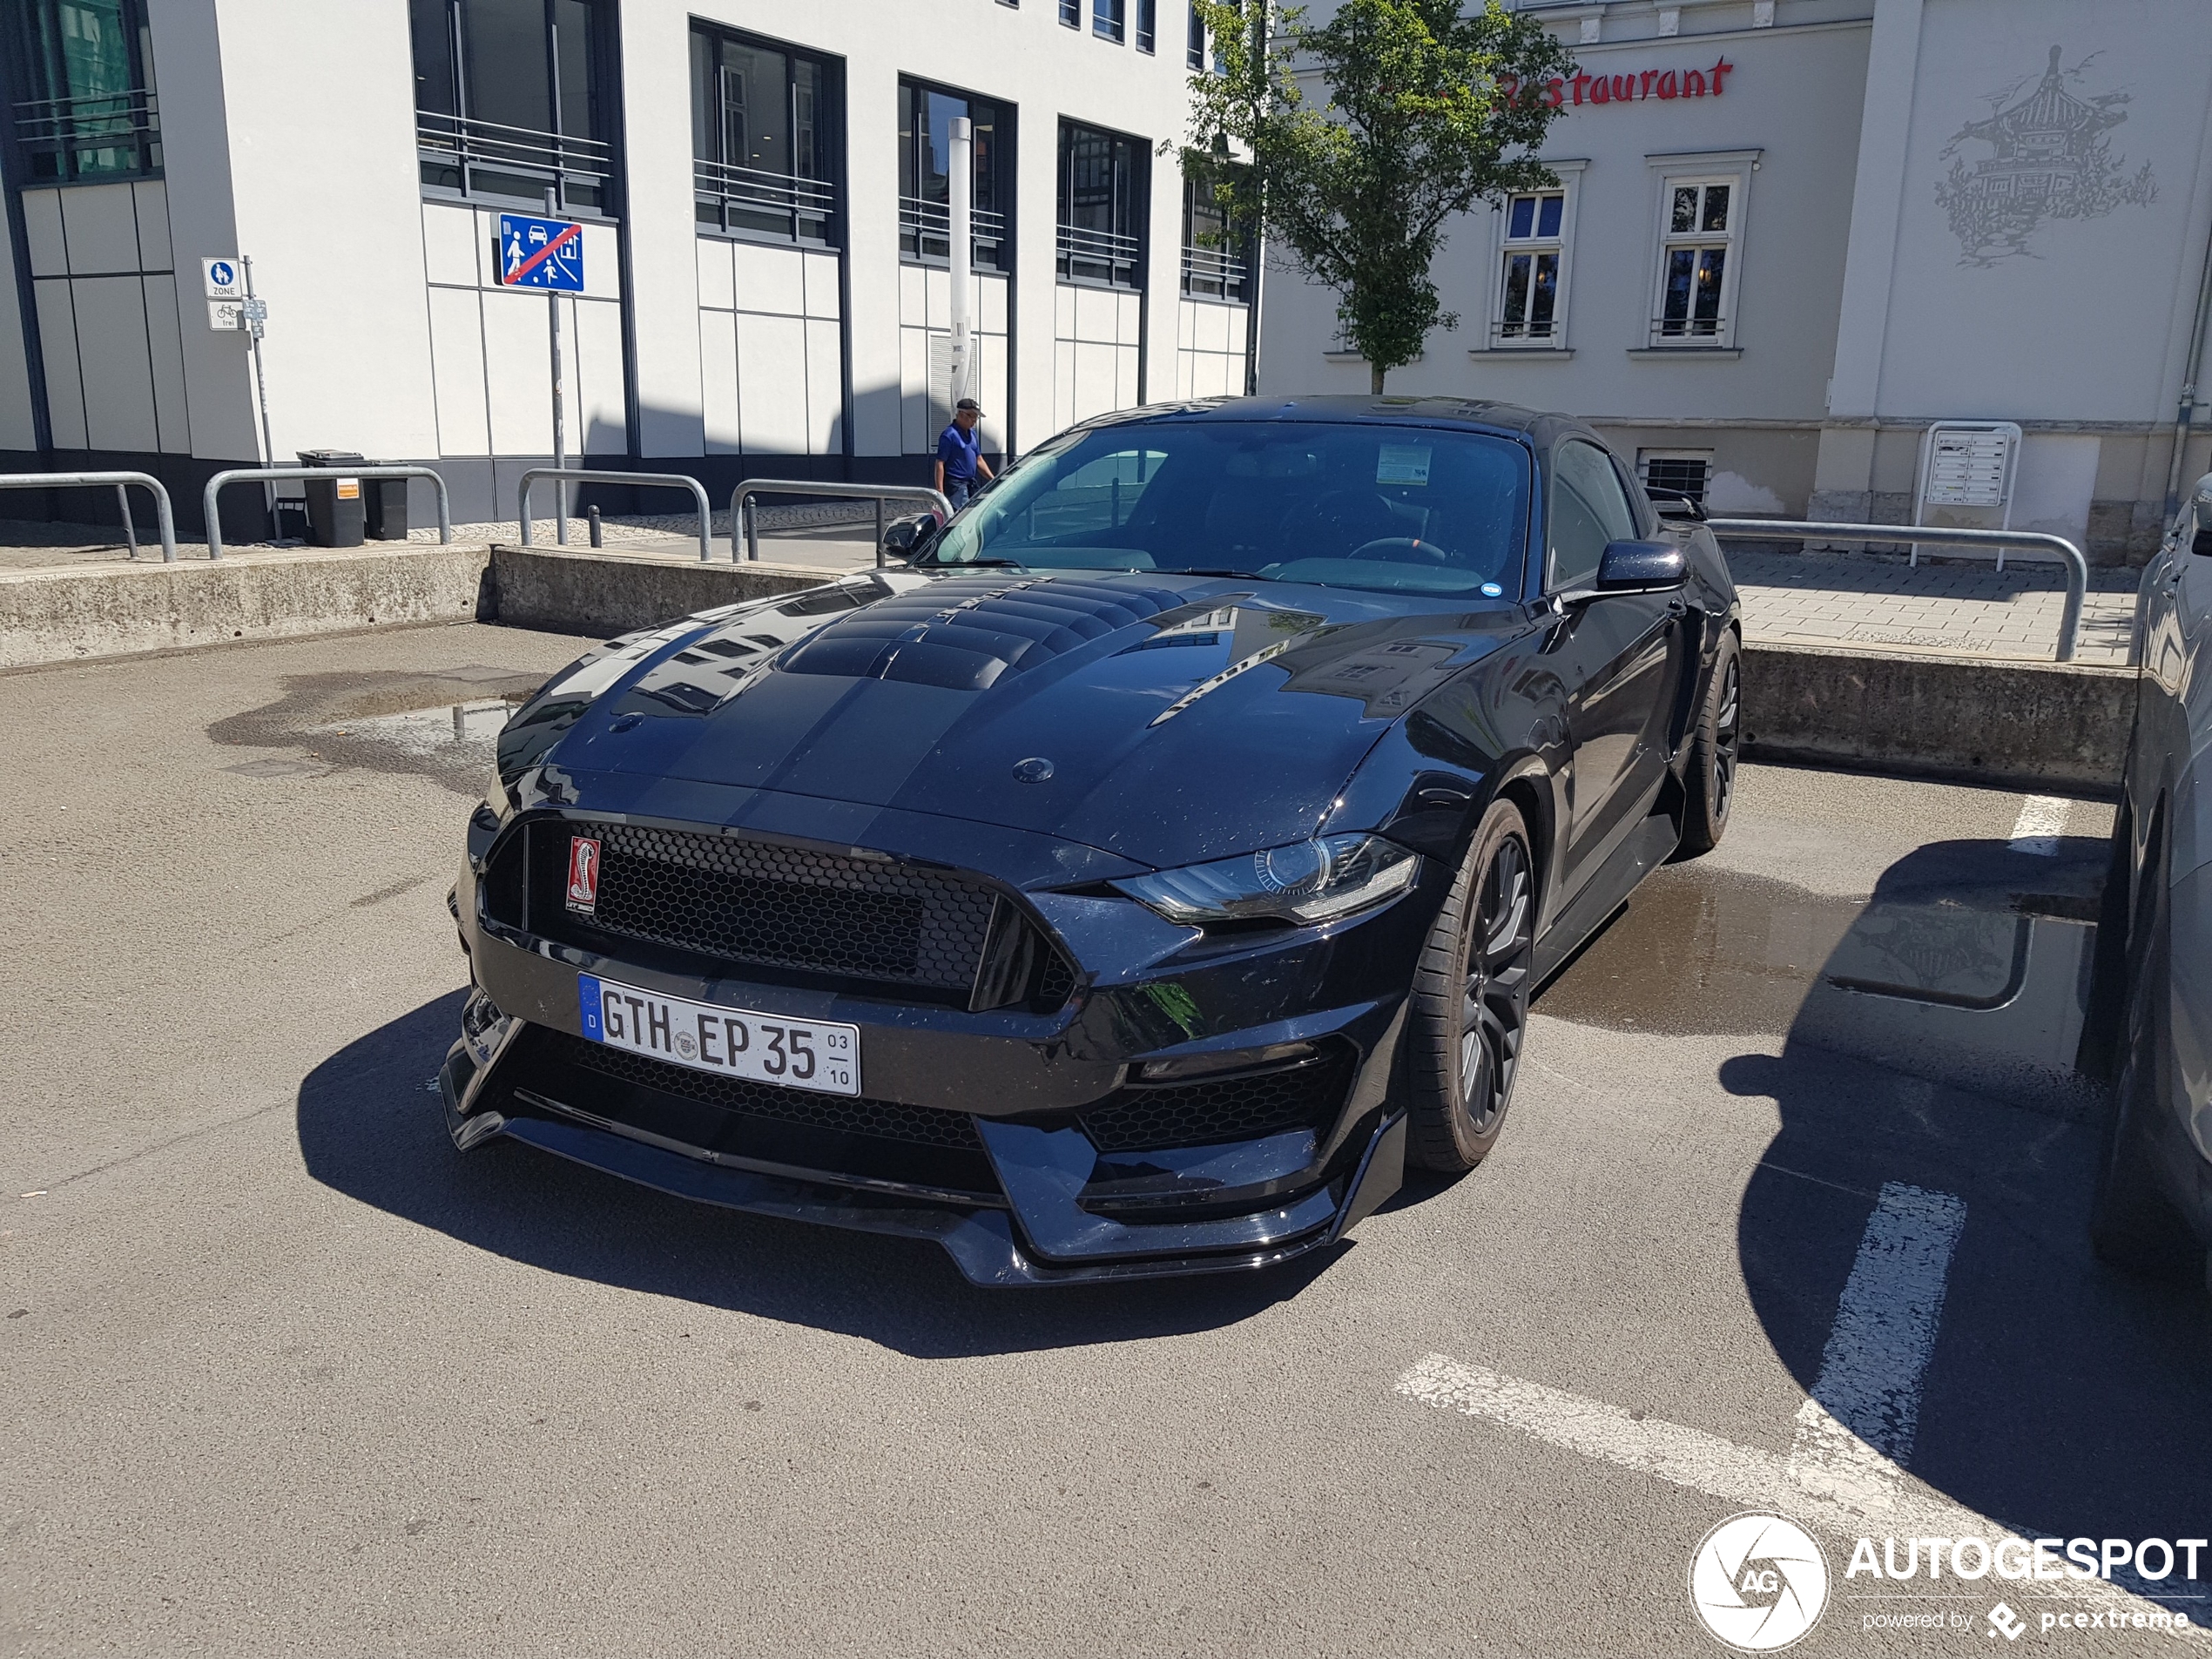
1689 1514 1830 1652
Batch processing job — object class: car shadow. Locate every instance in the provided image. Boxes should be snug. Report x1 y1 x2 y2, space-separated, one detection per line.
1712 839 2212 1562
294 992 1338 1358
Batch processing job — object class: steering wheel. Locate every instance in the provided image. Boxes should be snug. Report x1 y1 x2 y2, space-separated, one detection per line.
1347 536 1453 565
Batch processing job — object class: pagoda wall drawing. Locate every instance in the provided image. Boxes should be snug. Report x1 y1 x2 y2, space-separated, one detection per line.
1935 44 2157 266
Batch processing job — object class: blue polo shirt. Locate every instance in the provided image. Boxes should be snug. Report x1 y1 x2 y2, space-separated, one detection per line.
936 421 981 482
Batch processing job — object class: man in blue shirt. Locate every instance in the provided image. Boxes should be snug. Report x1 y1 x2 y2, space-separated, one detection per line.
934 397 994 511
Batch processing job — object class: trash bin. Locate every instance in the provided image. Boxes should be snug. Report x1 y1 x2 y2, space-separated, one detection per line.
295 448 366 548
362 469 409 541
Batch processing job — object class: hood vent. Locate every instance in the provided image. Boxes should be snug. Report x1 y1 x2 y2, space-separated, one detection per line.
780 575 1187 691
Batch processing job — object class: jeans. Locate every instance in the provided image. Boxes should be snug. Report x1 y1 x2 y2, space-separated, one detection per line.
947 476 976 510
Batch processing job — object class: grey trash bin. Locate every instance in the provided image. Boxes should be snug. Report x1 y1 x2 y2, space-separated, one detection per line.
295 449 367 548
362 469 409 541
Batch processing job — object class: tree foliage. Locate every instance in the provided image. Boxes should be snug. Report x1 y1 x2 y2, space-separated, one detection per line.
1183 0 1575 392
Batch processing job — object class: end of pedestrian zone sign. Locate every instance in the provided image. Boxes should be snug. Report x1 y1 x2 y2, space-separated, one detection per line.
496 213 585 292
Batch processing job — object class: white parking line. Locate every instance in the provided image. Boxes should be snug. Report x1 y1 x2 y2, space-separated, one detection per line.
2009 795 2070 855
1785 1183 1966 1509
1395 1179 2203 1634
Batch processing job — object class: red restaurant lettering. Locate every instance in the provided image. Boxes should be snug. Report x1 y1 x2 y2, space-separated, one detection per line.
1496 58 1732 109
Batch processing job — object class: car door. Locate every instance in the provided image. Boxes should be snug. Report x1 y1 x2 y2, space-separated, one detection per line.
1545 437 1686 898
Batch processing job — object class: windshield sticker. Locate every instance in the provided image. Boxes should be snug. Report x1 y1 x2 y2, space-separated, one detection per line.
1376 445 1433 486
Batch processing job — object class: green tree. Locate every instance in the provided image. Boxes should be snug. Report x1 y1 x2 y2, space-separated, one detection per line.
1184 0 1575 393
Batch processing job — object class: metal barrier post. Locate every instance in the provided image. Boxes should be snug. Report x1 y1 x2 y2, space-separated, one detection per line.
1704 517 2091 663
116 484 138 559
204 466 450 561
0 471 178 563
517 468 712 562
730 480 955 565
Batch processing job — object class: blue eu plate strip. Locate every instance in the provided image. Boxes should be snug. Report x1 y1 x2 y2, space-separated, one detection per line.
577 974 604 1042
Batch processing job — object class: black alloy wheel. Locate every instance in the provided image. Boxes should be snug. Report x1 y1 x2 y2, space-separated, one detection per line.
1407 799 1535 1173
1680 633 1741 855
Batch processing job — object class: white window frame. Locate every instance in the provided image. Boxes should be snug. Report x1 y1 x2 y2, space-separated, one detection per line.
1486 158 1583 352
1644 150 1758 350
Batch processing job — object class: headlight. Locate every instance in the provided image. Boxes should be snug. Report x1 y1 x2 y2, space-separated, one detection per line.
1112 834 1419 925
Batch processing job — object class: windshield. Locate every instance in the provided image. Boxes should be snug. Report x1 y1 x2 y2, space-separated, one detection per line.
924 420 1531 597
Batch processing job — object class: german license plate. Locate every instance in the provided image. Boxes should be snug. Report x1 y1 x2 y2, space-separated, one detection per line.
578 974 859 1097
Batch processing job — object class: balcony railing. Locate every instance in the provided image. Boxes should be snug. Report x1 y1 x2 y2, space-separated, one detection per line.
418 111 615 215
1057 223 1143 289
695 157 838 246
899 195 1008 271
14 88 159 183
1179 245 1248 303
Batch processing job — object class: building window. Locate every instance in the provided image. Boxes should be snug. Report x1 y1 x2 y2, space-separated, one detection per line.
1647 153 1755 347
1136 0 1156 52
1485 159 1579 350
10 0 159 184
1181 164 1251 303
899 80 1010 273
1187 4 1205 69
1058 121 1146 288
1060 0 1080 27
1094 0 1125 43
690 24 840 246
1639 449 1711 509
413 0 617 214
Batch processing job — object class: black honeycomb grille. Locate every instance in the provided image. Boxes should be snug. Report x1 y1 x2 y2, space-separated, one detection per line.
550 1029 983 1150
1079 1050 1354 1153
576 821 999 991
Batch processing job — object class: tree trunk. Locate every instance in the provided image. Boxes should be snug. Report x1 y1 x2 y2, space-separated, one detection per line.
1370 361 1386 395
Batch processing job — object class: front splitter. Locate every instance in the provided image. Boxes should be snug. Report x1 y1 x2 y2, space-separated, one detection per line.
440 1045 1405 1288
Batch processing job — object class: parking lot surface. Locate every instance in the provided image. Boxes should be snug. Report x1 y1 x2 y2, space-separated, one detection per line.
3 622 2208 1657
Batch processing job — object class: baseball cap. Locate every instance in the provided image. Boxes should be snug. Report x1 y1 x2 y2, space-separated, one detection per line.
955 397 983 413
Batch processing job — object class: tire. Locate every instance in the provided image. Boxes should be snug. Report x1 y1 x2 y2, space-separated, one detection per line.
1406 799 1536 1175
1677 633 1741 857
2090 840 2200 1278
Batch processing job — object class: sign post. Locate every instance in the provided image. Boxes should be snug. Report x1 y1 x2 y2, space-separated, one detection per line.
496 205 584 545
206 255 277 527
948 117 972 415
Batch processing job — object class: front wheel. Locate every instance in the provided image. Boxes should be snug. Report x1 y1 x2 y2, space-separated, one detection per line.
1406 799 1536 1174
1678 633 1741 856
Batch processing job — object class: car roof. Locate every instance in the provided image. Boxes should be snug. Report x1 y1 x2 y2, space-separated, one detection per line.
1077 394 1591 450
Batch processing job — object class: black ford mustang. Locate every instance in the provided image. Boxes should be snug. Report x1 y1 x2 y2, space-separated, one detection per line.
442 396 1741 1285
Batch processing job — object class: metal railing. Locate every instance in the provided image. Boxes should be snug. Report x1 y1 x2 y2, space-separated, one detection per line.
900 196 1008 269
1057 223 1143 289
1704 516 2090 664
205 467 450 562
417 112 613 212
520 469 712 563
1180 244 1249 302
695 158 837 245
732 480 954 567
0 470 175 562
13 87 159 183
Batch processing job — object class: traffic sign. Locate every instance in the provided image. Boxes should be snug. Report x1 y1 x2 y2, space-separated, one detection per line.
207 299 243 332
496 213 584 291
203 257 244 300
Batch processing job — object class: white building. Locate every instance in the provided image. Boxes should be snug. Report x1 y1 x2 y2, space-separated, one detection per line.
0 0 1250 530
1259 0 2212 564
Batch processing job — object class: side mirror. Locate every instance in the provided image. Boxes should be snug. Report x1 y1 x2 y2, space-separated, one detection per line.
880 512 935 560
1595 538 1688 594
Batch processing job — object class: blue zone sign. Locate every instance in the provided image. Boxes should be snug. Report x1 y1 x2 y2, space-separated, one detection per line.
496 213 584 291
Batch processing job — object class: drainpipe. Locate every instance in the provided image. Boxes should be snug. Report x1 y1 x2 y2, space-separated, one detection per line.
2163 208 2212 529
948 117 973 413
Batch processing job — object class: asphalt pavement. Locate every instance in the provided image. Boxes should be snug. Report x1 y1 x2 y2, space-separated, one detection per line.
3 622 2208 1658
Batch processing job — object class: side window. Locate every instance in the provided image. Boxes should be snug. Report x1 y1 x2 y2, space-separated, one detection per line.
1548 440 1637 590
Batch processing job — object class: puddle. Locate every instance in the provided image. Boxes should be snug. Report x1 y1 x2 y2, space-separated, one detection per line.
208 668 544 794
1538 854 2106 1119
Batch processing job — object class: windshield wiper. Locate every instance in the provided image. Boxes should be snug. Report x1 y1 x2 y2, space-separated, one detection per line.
1152 567 1261 578
940 556 1028 569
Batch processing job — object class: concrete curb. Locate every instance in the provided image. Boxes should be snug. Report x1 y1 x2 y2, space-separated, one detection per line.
489 544 833 636
0 543 496 669
1742 640 2137 795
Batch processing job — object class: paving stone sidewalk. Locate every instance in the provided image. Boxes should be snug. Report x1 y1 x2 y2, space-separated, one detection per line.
1724 544 2143 665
